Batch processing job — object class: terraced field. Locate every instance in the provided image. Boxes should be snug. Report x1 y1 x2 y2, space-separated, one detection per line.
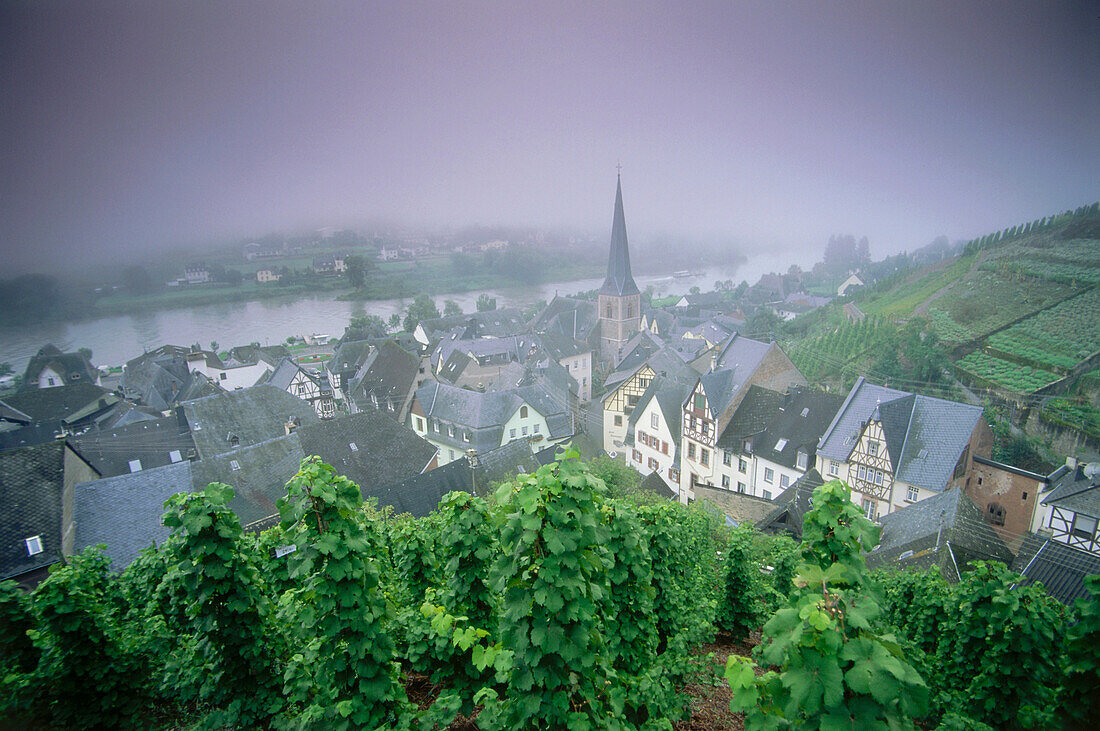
954 351 1062 393
862 253 976 318
985 288 1100 372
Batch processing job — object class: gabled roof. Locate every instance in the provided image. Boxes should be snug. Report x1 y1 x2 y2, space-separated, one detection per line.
329 340 373 376
418 307 529 341
191 433 306 527
225 344 290 367
747 388 844 470
530 296 598 339
599 175 639 297
1012 532 1100 605
263 357 322 393
296 411 436 493
626 374 696 449
371 458 473 517
21 344 98 388
70 412 196 478
638 471 677 501
474 438 544 484
757 469 825 538
713 332 772 373
74 461 195 570
817 377 913 463
182 385 319 459
0 383 116 424
887 395 983 491
716 385 785 449
1042 463 1100 518
867 488 1013 579
350 339 420 411
0 442 98 581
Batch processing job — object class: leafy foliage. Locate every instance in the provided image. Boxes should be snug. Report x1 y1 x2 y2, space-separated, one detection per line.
726 479 929 729
716 525 763 639
1061 575 1100 729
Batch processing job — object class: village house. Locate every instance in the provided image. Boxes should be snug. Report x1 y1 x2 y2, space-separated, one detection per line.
1030 459 1100 555
262 358 336 419
965 455 1048 551
312 255 347 274
602 344 698 459
256 269 281 283
0 441 101 588
624 370 697 493
679 334 807 502
183 263 212 284
815 376 992 520
410 379 574 465
346 339 425 422
20 344 100 389
180 384 319 460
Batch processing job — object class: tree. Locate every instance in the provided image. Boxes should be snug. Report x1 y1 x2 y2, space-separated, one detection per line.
443 299 462 317
0 362 11 377
121 265 154 296
345 254 368 289
387 313 402 332
476 293 497 312
77 348 93 362
209 341 219 353
403 294 441 333
690 285 701 295
747 309 784 341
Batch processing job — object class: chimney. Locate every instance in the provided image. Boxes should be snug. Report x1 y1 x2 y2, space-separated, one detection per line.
710 350 718 373
285 415 301 435
1066 456 1078 470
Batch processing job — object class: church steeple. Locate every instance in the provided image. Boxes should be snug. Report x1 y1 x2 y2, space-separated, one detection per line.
599 173 639 297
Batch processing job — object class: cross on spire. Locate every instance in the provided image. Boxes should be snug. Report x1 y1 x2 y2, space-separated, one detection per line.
616 161 622 177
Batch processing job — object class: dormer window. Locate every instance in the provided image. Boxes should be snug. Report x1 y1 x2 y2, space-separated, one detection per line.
128 459 142 473
349 442 358 451
169 450 182 463
775 438 788 451
796 451 808 470
520 405 528 419
229 435 239 447
230 460 241 471
25 535 43 556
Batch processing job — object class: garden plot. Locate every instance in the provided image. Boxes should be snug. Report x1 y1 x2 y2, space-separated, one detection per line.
929 271 1079 344
955 351 1061 393
985 288 1100 372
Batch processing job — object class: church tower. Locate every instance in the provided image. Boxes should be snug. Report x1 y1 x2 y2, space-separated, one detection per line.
598 173 641 364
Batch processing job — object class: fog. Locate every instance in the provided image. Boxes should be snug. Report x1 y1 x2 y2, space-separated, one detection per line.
1 1 1097 275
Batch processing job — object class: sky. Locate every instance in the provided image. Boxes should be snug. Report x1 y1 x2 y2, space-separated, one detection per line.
1 1 1097 275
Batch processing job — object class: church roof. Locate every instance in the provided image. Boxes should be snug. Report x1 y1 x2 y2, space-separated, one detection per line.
599 175 639 297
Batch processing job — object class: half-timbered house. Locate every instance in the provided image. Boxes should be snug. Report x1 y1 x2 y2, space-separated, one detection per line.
1031 459 1100 554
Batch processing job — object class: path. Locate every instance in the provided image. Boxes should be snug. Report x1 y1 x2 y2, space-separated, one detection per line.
913 250 986 317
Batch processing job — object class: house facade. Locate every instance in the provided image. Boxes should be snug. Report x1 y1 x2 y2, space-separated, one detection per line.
1031 460 1100 555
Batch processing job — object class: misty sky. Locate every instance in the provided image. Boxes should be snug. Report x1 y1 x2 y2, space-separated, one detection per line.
1 1 1097 275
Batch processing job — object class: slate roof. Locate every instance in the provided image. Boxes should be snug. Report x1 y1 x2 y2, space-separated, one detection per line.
263 358 324 393
74 461 195 570
182 385 319 459
120 346 221 410
1041 463 1100 518
716 385 785 450
637 470 677 501
867 488 1013 579
530 296 599 341
296 411 436 494
225 344 290 367
70 411 196 478
625 374 696 460
474 438 543 484
817 377 910 462
599 175 639 297
21 344 98 389
746 388 844 470
191 434 306 526
0 421 65 453
817 377 982 492
0 383 117 424
0 442 98 581
371 458 473 517
349 339 420 413
418 308 529 341
757 469 826 538
1012 532 1100 605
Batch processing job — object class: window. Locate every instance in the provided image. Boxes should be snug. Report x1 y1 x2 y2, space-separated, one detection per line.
1021 491 1027 501
633 449 642 463
721 475 730 488
738 458 747 473
828 460 839 476
775 438 788 451
988 503 1006 527
700 448 709 466
520 405 528 418
534 424 540 433
651 413 659 429
229 435 239 447
387 400 395 412
349 442 358 451
977 476 983 485
868 440 878 457
626 302 633 318
780 474 790 488
449 449 455 459
522 426 528 435
510 428 516 438
448 425 455 438
661 441 668 455
128 459 142 473
764 468 774 484
169 450 182 463
906 486 919 502
862 499 876 520
796 451 808 470
737 481 746 493
230 460 240 471
688 443 696 460
614 415 623 427
433 420 440 433
743 438 753 453
25 536 43 556
605 304 613 317
762 490 772 500
858 464 867 481
723 452 732 466
219 372 227 381
669 468 680 482
463 430 471 442
1072 514 1097 539
415 416 424 431
648 457 659 470
693 394 705 411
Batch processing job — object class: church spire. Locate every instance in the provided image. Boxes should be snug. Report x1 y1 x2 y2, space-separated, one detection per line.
599 172 639 297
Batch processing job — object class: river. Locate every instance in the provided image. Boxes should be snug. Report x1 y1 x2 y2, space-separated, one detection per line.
0 255 794 372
